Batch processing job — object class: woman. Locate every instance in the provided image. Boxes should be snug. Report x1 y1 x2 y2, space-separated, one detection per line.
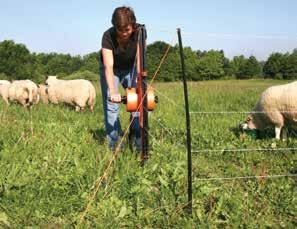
100 6 141 151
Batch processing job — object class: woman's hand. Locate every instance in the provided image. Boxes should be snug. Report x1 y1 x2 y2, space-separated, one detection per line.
110 90 122 103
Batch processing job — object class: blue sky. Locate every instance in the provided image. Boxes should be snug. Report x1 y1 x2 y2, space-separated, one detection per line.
1 0 296 60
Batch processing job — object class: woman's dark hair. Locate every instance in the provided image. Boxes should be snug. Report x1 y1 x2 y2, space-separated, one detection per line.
111 6 137 29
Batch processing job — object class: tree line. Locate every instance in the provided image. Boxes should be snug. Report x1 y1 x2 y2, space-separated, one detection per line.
0 39 297 83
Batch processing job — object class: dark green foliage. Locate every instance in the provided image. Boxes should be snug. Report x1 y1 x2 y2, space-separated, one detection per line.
0 73 9 80
263 52 285 79
263 50 297 80
147 41 181 82
238 56 262 79
35 52 83 76
80 52 100 74
1 39 297 83
0 40 35 80
195 50 225 80
63 70 98 82
281 51 297 79
229 55 247 78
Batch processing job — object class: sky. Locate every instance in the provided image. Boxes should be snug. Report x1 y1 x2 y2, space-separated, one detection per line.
1 0 297 61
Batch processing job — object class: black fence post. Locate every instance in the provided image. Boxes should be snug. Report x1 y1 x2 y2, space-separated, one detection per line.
177 28 192 215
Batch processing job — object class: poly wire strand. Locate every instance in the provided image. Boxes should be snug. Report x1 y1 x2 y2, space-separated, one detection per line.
190 110 297 114
153 29 297 40
192 147 297 153
182 32 297 40
148 83 184 111
144 109 186 149
195 174 297 181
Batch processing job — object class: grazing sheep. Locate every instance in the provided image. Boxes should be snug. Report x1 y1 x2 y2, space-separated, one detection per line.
0 80 11 85
240 81 297 139
45 76 96 112
0 81 11 104
37 84 49 104
8 80 39 108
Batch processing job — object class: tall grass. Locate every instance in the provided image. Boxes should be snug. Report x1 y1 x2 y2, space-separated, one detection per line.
0 79 296 227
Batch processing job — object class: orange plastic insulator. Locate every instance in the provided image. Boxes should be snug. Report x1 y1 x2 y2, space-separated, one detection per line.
126 88 138 112
147 87 156 111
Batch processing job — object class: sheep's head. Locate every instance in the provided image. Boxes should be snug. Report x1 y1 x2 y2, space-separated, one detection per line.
239 115 257 132
239 115 260 139
37 84 49 104
45 76 58 86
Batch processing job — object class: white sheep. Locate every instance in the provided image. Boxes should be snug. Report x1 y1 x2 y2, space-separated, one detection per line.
0 80 11 85
8 80 39 108
45 76 96 112
0 81 11 104
240 81 297 139
37 84 49 104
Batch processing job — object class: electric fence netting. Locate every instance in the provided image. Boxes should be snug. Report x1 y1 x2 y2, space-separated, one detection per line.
78 29 297 223
146 29 297 215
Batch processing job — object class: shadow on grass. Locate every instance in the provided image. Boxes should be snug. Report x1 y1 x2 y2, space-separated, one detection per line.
230 126 297 140
90 128 106 144
230 126 274 140
0 140 3 151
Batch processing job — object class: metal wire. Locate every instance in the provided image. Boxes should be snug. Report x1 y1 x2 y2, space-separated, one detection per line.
193 147 297 153
153 29 297 40
190 110 297 114
152 85 184 111
195 174 297 181
145 109 186 149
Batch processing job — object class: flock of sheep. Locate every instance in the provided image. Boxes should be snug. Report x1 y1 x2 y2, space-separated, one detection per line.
1 77 297 140
0 76 96 112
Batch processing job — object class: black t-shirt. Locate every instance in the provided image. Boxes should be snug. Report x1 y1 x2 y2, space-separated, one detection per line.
100 25 140 70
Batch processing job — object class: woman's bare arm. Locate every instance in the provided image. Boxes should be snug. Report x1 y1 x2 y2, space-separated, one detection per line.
102 48 121 102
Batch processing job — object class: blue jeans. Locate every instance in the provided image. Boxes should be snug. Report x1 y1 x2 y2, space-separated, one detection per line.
100 65 141 150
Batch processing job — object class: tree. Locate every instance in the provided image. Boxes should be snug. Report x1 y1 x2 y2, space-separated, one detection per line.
263 52 284 79
229 55 247 79
0 40 35 80
281 51 297 79
81 52 99 74
195 50 225 80
157 45 180 82
147 41 171 81
238 55 262 79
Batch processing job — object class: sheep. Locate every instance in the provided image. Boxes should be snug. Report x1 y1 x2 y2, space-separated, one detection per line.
37 84 49 104
8 80 39 108
45 76 96 112
0 80 11 86
240 81 297 139
0 81 11 104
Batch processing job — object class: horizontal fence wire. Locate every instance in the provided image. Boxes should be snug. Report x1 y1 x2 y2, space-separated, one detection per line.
195 174 297 181
148 30 297 184
153 29 297 42
145 109 186 149
153 86 183 111
190 110 297 114
193 147 297 153
175 31 297 40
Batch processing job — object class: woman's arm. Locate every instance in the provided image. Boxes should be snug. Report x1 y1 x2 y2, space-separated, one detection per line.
102 48 121 102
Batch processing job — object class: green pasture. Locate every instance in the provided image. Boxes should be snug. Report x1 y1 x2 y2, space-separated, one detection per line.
0 79 296 227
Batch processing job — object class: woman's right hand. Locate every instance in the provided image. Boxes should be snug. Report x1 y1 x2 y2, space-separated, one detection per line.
110 91 122 103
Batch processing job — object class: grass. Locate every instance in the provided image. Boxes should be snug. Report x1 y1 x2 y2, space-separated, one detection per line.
0 79 296 227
